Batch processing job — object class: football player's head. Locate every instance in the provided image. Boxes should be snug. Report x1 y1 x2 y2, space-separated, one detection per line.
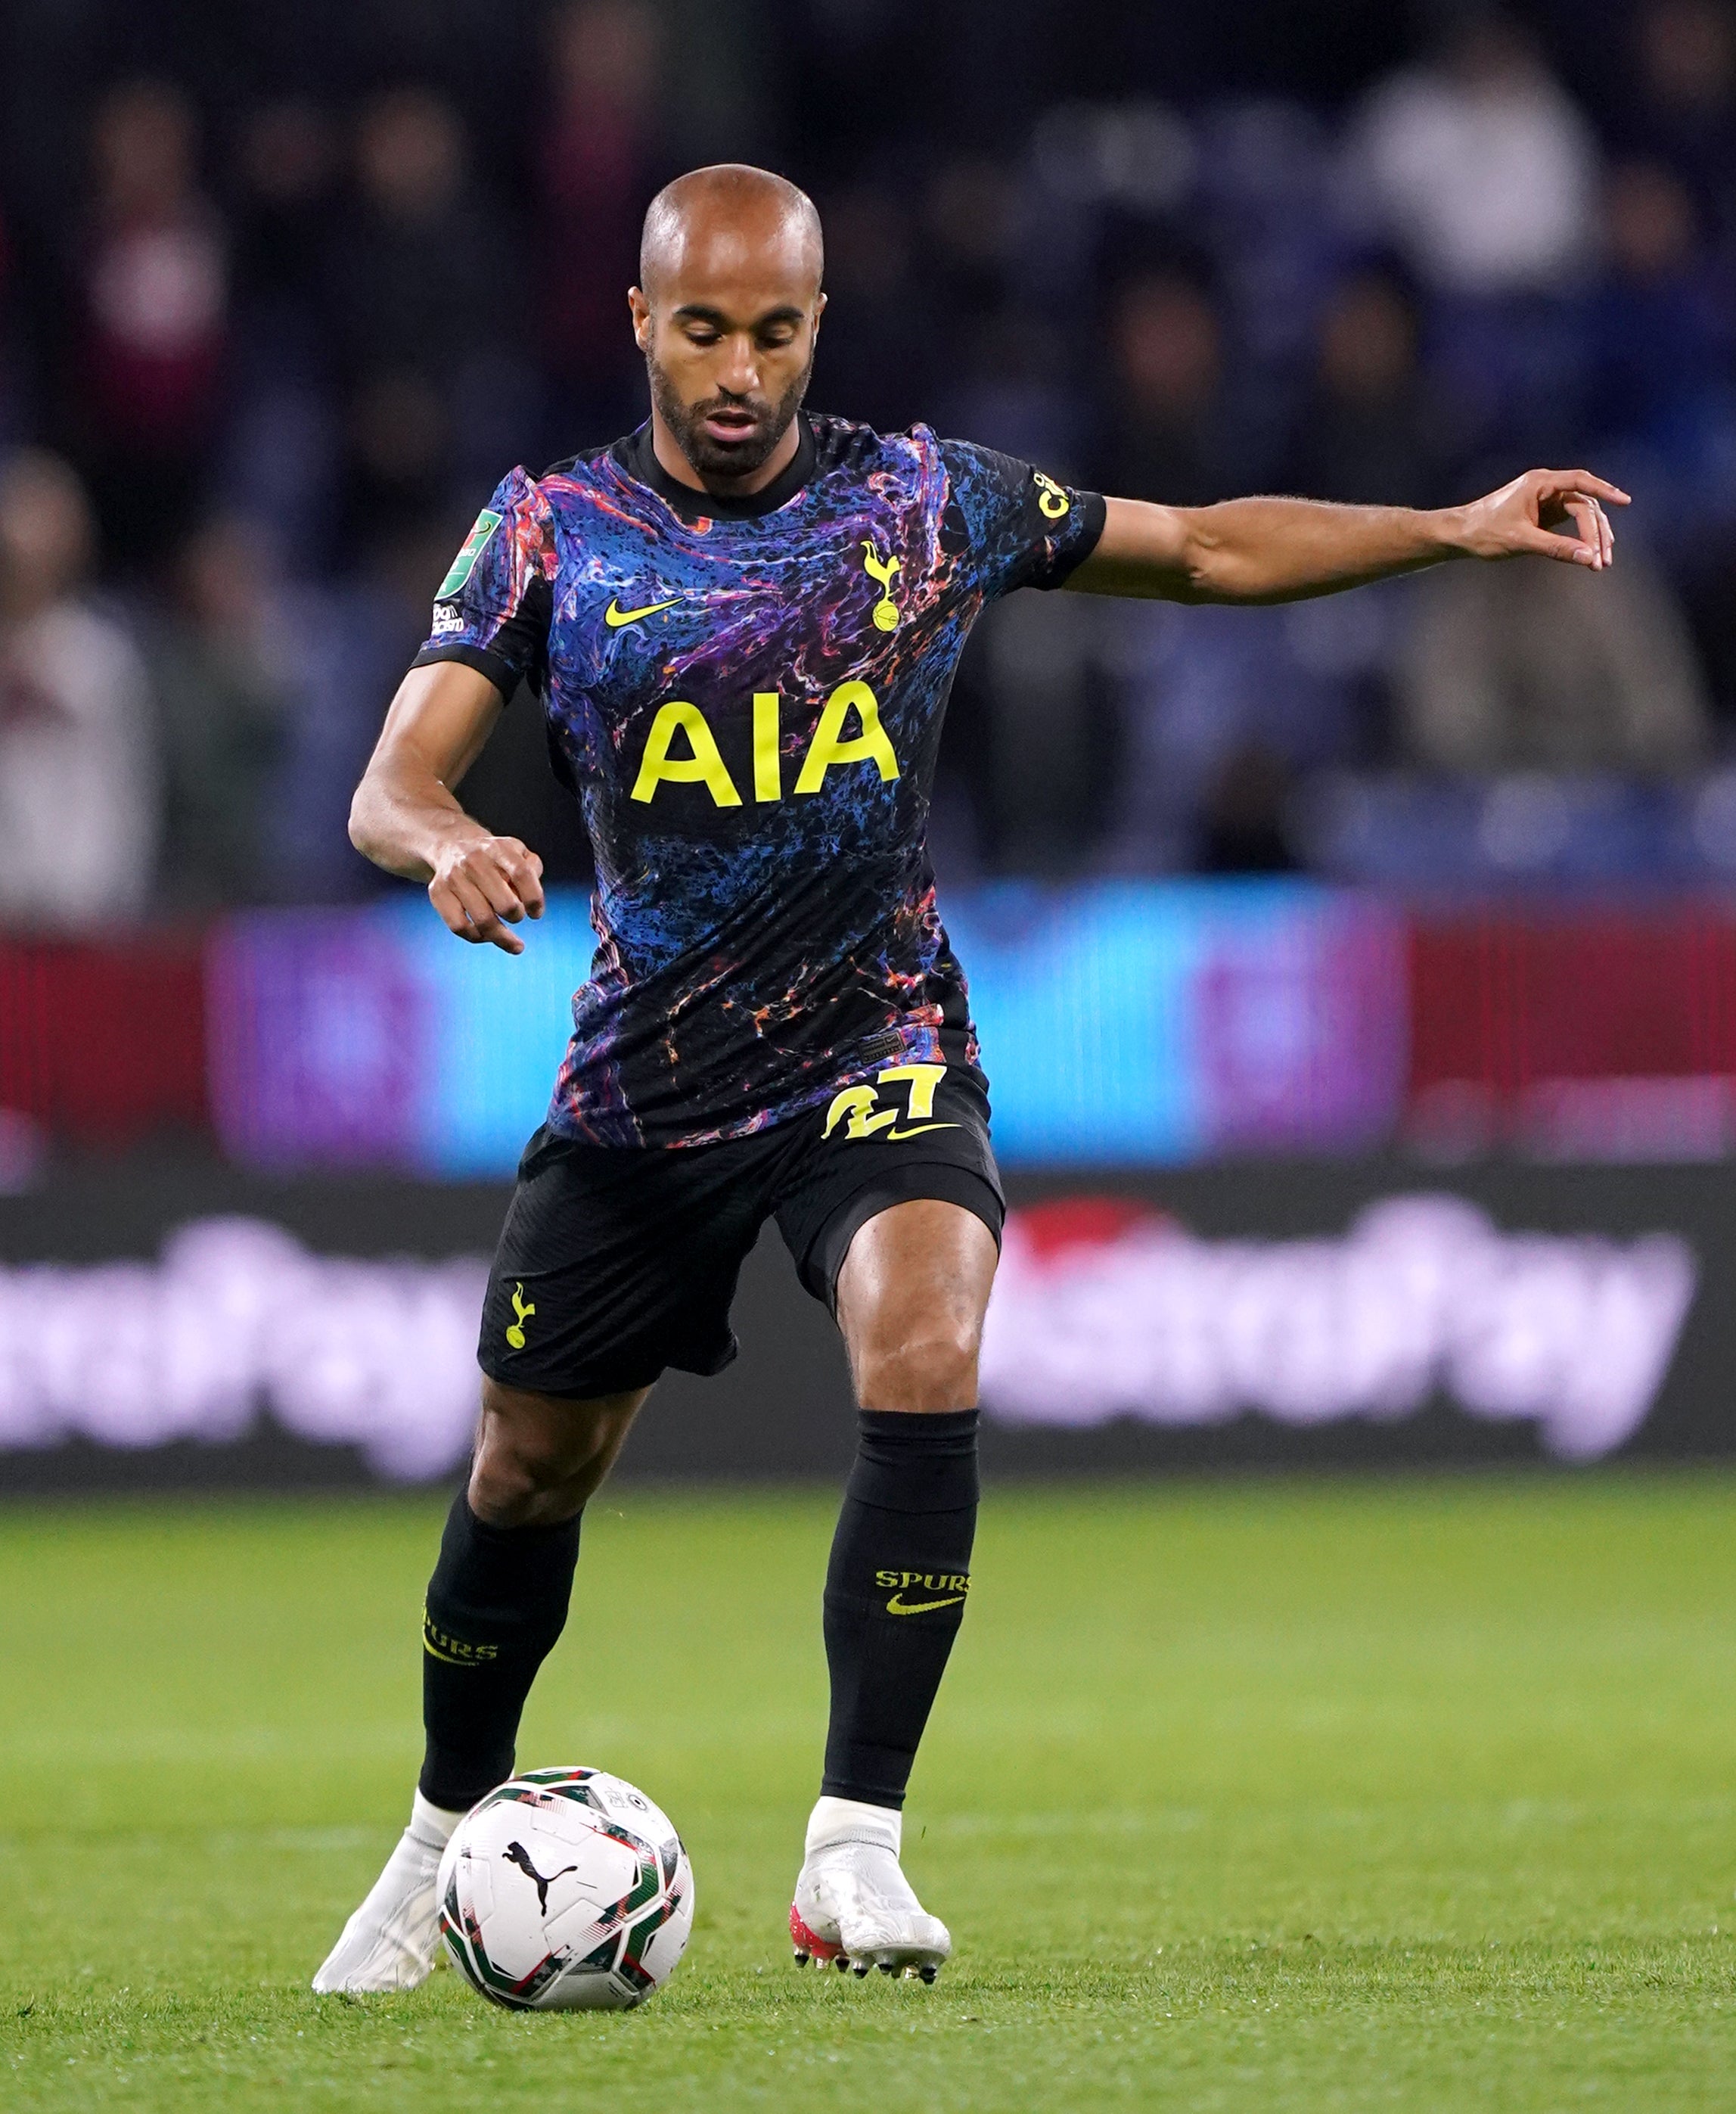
631 164 825 482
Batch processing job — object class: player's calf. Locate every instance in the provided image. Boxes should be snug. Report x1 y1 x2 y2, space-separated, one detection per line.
793 1399 980 1984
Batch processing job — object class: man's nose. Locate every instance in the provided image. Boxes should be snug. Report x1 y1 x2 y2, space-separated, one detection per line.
719 334 762 395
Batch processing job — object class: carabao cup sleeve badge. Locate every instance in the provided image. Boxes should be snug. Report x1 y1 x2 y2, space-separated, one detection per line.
438 509 504 601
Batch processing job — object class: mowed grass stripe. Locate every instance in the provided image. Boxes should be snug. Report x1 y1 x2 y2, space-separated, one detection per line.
2 1475 1734 2110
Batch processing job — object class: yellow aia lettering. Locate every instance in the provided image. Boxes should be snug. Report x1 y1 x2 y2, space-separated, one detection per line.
629 701 743 807
753 691 781 801
793 681 899 794
630 682 900 808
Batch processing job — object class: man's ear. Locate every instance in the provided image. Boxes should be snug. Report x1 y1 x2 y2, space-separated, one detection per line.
627 284 653 352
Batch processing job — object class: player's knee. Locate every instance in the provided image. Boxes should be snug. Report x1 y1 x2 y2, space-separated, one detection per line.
468 1385 638 1526
853 1316 981 1413
467 1444 572 1526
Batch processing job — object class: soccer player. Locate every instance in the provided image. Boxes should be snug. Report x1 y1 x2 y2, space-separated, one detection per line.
313 164 1624 1991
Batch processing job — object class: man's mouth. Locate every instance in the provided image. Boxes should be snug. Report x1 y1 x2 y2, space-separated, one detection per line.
700 405 762 445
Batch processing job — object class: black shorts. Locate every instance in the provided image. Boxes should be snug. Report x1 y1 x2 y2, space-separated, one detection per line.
477 1063 1003 1398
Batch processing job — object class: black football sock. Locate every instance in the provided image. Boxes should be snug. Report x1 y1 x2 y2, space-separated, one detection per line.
821 1408 980 1811
418 1493 582 1811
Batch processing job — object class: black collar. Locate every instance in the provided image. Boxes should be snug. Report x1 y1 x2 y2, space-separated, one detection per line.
618 414 817 521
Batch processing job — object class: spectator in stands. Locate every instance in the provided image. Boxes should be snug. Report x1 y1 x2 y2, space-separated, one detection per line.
1346 14 1600 297
328 91 509 385
221 101 343 570
1285 268 1444 509
231 101 340 347
0 206 20 446
929 159 1084 470
1347 14 1603 477
147 516 289 909
975 586 1115 873
1575 155 1736 718
1196 743 1302 875
537 0 664 446
1094 264 1380 868
1396 544 1711 772
1623 0 1736 246
325 90 525 552
1096 269 1243 505
812 182 937 436
1585 161 1734 492
0 451 156 927
70 82 229 577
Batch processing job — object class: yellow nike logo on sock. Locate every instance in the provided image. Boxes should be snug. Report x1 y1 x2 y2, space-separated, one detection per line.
604 595 682 627
885 1592 966 1615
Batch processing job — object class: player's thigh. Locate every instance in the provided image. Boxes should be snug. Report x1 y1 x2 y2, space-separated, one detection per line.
834 1198 999 1413
480 1125 769 1400
771 1062 1005 1411
470 1376 651 1525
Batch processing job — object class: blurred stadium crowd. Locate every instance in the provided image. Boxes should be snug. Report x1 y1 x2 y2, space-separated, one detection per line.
4 0 1736 926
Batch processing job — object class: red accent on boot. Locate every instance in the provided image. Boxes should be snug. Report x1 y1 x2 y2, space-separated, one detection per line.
790 1901 843 1962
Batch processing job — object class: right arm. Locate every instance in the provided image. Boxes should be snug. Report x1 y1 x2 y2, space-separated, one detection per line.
349 660 546 956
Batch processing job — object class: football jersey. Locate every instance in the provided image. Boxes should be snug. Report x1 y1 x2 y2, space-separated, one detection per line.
414 412 1104 1149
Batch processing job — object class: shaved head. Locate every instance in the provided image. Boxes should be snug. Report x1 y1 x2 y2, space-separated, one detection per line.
639 164 823 302
629 165 828 493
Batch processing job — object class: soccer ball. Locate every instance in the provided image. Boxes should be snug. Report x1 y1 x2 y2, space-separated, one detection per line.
437 1767 694 2010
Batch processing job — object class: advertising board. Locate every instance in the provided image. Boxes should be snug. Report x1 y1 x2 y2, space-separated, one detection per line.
0 1160 1727 1490
206 882 1406 1175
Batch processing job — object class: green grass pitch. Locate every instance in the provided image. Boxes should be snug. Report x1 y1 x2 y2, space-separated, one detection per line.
3 1475 1735 2110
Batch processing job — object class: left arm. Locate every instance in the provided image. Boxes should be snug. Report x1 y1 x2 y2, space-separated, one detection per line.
1064 468 1629 605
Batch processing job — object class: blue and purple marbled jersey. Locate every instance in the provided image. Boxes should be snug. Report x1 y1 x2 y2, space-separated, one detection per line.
414 412 1104 1148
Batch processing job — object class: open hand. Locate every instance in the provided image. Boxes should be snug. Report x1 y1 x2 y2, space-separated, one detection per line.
429 832 545 954
1456 468 1630 570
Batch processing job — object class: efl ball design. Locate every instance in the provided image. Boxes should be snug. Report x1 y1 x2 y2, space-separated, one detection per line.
437 1767 694 2010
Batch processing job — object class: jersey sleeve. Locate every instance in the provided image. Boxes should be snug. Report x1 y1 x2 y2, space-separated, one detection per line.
937 439 1107 602
411 467 556 700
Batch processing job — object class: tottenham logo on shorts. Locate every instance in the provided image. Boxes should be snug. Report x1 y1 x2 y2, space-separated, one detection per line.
823 1062 955 1142
505 1282 536 1349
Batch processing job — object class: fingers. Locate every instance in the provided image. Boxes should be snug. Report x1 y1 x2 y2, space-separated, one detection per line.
429 835 545 954
508 842 546 921
433 870 526 953
1533 468 1631 508
1561 495 1613 568
1520 470 1620 568
1526 523 1604 567
1579 496 1614 567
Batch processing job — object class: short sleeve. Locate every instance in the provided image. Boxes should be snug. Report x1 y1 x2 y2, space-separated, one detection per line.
411 467 556 700
937 440 1107 602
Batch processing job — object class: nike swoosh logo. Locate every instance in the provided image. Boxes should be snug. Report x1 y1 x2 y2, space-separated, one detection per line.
604 595 682 627
885 1593 966 1615
880 1123 961 1141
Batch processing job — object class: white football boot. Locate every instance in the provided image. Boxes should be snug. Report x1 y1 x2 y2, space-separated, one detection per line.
790 1795 952 1982
311 1792 466 1994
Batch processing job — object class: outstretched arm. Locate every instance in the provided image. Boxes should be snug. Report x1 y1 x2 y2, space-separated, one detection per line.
1064 468 1629 605
349 661 545 955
